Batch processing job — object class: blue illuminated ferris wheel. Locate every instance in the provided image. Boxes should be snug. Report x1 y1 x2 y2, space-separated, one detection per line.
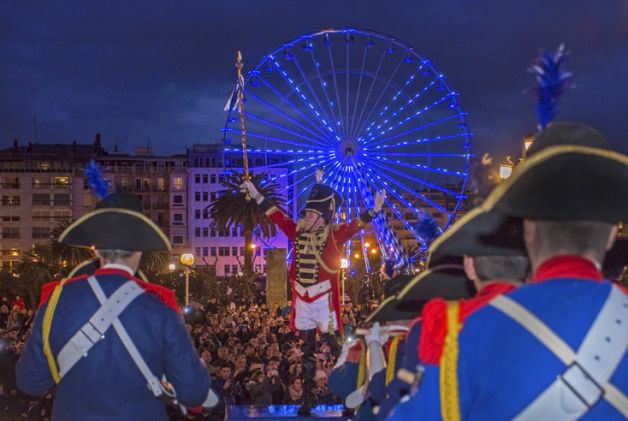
223 28 472 269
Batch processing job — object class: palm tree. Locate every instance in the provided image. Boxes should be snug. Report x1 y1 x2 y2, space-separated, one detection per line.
47 219 94 276
207 171 286 277
13 258 55 309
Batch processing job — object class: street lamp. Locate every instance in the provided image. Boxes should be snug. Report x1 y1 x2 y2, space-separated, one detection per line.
180 253 194 307
340 258 349 306
168 263 176 271
499 156 514 181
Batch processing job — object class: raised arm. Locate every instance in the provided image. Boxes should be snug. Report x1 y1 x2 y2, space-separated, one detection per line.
241 180 296 239
333 190 386 244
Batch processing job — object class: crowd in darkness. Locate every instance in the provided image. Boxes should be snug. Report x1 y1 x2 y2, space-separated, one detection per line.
0 294 372 420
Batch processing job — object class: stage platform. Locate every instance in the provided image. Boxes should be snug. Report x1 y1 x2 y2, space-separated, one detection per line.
227 404 346 420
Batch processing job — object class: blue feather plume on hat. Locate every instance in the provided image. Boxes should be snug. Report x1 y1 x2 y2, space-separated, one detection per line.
83 160 108 200
529 43 573 130
414 211 441 248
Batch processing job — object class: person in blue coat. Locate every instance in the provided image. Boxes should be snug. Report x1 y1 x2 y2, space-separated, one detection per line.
390 123 628 420
16 191 218 421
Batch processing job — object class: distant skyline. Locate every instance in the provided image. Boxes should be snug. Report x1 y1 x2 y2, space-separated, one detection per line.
1 0 627 159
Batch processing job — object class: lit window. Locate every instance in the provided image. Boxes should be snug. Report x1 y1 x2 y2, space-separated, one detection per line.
173 177 184 190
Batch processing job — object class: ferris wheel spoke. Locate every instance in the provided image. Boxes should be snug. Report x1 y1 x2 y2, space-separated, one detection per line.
306 50 344 142
357 160 449 214
363 156 460 202
365 112 469 148
366 154 467 178
351 55 406 142
348 175 372 272
362 74 440 141
286 160 342 207
262 155 336 188
230 128 330 150
245 111 332 148
247 153 330 172
345 43 350 137
288 53 343 142
367 131 472 151
361 91 458 145
352 171 390 256
353 167 408 264
224 147 327 155
368 151 469 158
256 74 332 140
267 55 340 140
247 90 333 145
349 39 370 139
351 43 389 141
326 43 349 140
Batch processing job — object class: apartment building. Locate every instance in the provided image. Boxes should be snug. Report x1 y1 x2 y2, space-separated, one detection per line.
187 144 297 276
95 146 189 257
0 137 107 269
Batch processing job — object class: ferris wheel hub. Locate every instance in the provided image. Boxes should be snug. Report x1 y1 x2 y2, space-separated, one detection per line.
338 139 360 165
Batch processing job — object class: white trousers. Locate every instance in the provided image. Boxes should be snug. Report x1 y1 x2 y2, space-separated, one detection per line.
294 293 337 332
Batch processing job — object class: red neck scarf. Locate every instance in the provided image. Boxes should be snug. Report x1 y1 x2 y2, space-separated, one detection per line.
532 255 603 283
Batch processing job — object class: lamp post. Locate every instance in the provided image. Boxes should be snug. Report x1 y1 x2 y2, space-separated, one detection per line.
180 253 194 307
340 258 349 306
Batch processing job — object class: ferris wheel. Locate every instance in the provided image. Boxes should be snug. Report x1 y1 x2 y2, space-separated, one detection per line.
223 28 472 269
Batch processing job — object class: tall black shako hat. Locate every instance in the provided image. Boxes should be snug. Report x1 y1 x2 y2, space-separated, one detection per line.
482 123 628 224
303 183 343 224
59 161 171 251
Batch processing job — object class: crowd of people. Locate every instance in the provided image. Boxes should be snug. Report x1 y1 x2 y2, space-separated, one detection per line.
0 294 373 420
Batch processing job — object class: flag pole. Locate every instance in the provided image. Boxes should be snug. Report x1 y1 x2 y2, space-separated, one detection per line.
236 51 250 187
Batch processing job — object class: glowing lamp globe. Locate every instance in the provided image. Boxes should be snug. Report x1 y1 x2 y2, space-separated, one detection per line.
180 253 194 267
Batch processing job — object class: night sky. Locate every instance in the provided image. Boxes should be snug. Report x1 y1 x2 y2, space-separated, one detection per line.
1 0 627 159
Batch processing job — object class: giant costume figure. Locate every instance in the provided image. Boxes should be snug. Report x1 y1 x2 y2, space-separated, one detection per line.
241 171 385 414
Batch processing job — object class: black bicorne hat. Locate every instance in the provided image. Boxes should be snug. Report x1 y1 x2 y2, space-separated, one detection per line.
526 121 608 157
303 184 343 223
427 207 526 265
482 145 628 223
366 265 474 323
59 192 171 251
483 122 628 223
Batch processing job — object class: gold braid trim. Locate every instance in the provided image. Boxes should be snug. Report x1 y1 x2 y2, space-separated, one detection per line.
357 343 367 389
42 279 69 384
385 336 401 385
264 205 280 217
298 225 339 275
439 301 461 421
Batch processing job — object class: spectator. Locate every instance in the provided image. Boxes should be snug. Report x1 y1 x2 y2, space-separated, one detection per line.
284 377 304 405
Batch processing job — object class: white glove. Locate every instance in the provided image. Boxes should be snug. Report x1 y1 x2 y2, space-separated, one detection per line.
372 190 386 213
364 322 389 346
315 168 324 183
240 180 263 204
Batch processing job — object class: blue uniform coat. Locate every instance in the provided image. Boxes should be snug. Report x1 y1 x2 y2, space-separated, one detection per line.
16 268 212 421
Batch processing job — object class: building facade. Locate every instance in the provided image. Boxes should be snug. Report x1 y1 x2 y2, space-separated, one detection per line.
187 144 297 277
0 137 107 269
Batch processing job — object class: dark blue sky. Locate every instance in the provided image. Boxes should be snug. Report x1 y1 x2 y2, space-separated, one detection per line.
1 0 627 159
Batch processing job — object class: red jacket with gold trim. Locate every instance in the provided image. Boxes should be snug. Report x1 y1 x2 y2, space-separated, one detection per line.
260 198 374 333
